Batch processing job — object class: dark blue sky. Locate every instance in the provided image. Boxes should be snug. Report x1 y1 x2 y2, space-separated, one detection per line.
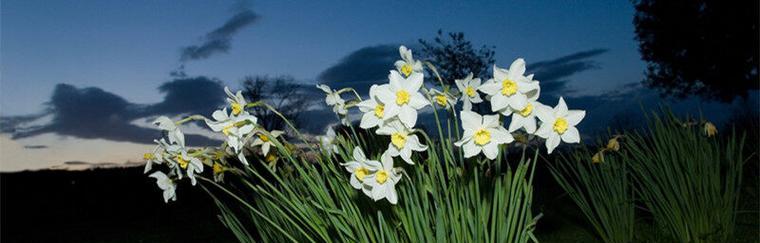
1 0 643 116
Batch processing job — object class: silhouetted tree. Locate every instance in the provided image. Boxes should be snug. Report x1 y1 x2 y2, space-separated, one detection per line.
241 75 315 131
633 0 759 102
418 30 496 84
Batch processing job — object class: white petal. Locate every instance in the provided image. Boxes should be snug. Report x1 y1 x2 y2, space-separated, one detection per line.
565 110 586 126
507 93 528 111
482 114 500 128
262 142 271 155
350 175 362 189
407 72 424 92
561 127 580 143
386 186 398 204
490 94 508 112
546 133 561 154
482 142 499 160
490 127 514 144
508 115 525 132
381 151 395 169
460 111 481 130
535 123 552 138
555 97 568 116
398 106 418 128
462 142 481 158
353 147 367 162
409 92 430 109
534 105 554 123
478 81 501 96
383 103 401 121
509 58 526 78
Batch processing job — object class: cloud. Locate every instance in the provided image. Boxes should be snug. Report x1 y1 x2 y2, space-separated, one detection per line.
527 49 608 97
317 44 402 95
4 77 226 146
179 8 259 62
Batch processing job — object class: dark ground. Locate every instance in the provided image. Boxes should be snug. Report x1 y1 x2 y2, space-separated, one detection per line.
1 161 756 242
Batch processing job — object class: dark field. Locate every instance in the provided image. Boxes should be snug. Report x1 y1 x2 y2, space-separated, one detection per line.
1 161 756 242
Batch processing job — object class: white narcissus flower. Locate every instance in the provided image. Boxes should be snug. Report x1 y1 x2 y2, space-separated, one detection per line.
174 150 204 186
394 45 423 77
535 97 585 154
143 140 166 174
454 73 484 111
205 108 258 165
341 147 381 193
252 130 285 155
428 88 457 110
363 151 403 204
375 119 427 164
149 171 177 203
375 71 430 128
317 84 348 115
454 111 514 160
224 86 249 116
318 126 339 154
357 84 387 129
507 89 544 134
479 59 540 115
153 116 184 147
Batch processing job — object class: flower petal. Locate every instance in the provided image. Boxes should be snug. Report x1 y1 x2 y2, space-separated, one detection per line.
561 127 580 143
565 110 586 126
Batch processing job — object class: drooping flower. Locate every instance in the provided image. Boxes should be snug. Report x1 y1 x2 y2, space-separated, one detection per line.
428 87 457 110
252 130 285 156
173 150 204 185
375 119 427 164
224 86 250 116
317 84 348 116
318 126 340 154
454 73 484 111
535 97 585 154
704 121 717 137
149 171 177 203
454 111 514 160
362 151 403 204
153 116 184 147
205 108 258 165
143 140 166 174
357 84 388 129
341 147 381 192
479 59 540 115
394 45 423 77
375 71 430 128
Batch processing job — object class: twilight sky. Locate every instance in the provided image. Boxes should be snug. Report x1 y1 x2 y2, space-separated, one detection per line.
2 0 642 116
2 0 749 171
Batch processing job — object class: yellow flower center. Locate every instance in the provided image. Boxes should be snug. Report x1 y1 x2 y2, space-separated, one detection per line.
465 86 476 97
473 128 491 145
395 90 410 105
375 170 389 184
258 134 269 142
391 132 407 149
374 104 385 118
355 167 369 181
222 124 234 136
401 64 413 76
176 155 189 169
435 95 448 106
501 79 518 96
231 103 243 115
519 103 533 117
553 118 568 134
213 163 224 174
143 153 155 160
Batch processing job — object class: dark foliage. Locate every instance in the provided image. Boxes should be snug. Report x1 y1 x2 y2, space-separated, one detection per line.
633 0 759 102
241 75 316 131
418 30 496 84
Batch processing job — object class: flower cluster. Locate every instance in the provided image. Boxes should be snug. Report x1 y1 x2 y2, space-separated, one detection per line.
318 46 586 204
144 87 285 203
